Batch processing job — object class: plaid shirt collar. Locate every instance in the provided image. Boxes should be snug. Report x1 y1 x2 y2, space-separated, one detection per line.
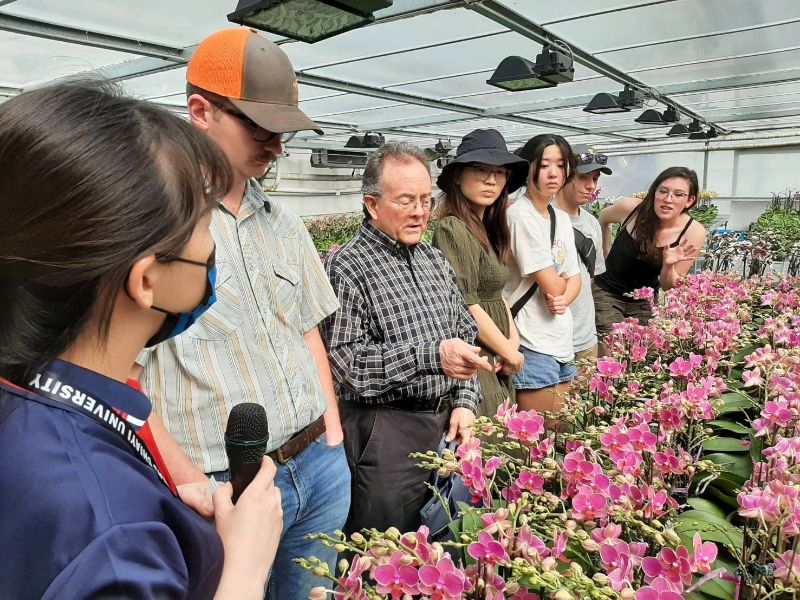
361 220 419 258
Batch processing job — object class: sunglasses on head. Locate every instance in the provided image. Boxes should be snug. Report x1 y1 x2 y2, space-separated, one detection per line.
575 151 608 166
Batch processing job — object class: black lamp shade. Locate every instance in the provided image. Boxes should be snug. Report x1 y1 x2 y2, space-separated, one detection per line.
635 109 665 125
487 56 557 91
228 0 392 44
706 127 718 139
584 92 628 114
688 118 703 133
666 123 690 137
688 131 707 140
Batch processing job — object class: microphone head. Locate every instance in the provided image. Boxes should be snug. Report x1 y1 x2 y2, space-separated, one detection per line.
225 402 269 462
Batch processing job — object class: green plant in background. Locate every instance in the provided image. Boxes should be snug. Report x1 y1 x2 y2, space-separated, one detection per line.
304 212 363 257
304 212 434 258
751 190 800 259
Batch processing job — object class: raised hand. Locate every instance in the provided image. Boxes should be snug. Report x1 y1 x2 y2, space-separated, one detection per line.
663 237 699 267
439 338 493 380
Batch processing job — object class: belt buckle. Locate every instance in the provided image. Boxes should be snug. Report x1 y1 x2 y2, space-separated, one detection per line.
275 447 289 464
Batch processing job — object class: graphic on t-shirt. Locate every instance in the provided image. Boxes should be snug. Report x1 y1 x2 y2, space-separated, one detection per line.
551 239 568 272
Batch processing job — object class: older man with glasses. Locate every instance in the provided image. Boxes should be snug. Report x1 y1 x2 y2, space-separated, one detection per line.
552 145 612 360
321 142 492 534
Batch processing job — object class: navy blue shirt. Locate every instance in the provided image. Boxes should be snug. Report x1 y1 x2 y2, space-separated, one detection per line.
0 361 223 599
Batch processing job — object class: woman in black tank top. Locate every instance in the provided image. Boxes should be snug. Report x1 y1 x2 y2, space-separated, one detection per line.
593 167 708 343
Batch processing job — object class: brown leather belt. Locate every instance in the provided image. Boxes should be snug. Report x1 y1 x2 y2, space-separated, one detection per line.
267 415 326 464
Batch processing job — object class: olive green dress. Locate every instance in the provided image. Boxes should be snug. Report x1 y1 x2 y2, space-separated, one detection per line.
432 216 515 417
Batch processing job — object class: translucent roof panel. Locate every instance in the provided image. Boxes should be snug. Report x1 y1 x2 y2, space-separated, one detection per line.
0 30 132 87
2 0 800 145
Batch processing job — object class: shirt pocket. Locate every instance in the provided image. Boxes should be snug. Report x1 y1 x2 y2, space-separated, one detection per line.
273 260 301 323
186 261 244 341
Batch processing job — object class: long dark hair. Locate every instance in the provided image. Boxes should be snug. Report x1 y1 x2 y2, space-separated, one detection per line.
435 165 511 261
630 166 699 261
0 81 232 385
517 134 576 194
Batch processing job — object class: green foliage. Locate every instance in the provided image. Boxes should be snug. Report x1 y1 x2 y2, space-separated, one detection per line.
752 205 800 257
304 212 435 257
690 204 719 227
304 212 363 257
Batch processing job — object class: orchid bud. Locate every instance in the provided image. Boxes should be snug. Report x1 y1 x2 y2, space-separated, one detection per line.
308 586 327 600
542 557 557 571
372 545 389 557
311 567 325 577
506 582 521 595
664 529 681 544
333 543 346 553
582 539 601 552
592 573 609 586
554 590 573 600
569 562 583 577
398 554 415 566
351 532 365 544
565 519 577 531
386 527 401 539
337 559 349 574
654 532 666 546
620 588 635 600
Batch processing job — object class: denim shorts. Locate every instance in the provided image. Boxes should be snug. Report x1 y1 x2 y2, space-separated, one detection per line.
512 347 577 391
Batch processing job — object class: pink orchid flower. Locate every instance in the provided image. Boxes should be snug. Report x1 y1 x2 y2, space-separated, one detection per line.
373 552 420 599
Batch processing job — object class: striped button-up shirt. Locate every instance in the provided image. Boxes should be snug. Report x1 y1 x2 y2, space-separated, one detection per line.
321 222 481 412
138 180 339 473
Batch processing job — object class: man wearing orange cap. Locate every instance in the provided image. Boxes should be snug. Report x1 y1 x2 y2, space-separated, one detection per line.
136 29 349 600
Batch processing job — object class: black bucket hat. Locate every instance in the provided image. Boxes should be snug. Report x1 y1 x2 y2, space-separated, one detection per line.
436 129 530 193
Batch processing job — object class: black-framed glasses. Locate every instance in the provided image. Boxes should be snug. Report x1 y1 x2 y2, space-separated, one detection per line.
575 151 608 166
159 245 216 270
467 163 509 183
211 102 297 144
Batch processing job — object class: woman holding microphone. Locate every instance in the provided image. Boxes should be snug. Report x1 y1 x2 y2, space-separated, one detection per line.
0 81 281 599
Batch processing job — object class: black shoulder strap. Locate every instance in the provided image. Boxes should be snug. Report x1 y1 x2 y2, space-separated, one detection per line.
670 216 695 247
620 204 639 230
511 204 557 319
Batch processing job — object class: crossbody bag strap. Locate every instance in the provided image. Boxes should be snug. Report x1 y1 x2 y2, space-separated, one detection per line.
511 204 557 319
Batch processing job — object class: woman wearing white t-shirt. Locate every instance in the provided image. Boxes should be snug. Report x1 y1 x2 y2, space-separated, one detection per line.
504 134 581 415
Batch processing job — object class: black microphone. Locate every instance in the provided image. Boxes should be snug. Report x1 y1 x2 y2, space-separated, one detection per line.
224 402 269 503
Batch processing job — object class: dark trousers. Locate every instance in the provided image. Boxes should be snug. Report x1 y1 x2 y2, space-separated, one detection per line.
592 281 653 338
339 400 449 534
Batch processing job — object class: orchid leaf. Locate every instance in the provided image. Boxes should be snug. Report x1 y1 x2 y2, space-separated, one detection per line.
703 437 749 452
706 420 750 434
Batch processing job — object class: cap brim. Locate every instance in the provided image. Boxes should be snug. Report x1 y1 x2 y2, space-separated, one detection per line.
231 98 324 135
575 163 612 176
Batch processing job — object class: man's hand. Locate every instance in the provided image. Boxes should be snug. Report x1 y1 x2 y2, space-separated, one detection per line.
663 237 699 267
446 407 476 444
545 293 568 315
177 479 215 518
439 338 492 380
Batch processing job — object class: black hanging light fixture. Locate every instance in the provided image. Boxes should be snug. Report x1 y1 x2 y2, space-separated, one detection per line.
584 85 645 114
634 108 666 125
486 56 557 91
662 106 680 122
227 0 393 44
666 123 690 137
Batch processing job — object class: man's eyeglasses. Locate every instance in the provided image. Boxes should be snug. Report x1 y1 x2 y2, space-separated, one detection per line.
211 102 297 144
467 164 509 183
371 195 433 213
575 151 608 166
655 187 689 202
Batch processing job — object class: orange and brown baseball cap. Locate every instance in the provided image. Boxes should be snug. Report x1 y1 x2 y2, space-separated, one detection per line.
187 28 322 135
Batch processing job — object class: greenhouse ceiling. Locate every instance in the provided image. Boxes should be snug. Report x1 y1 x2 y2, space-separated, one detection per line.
2 0 800 152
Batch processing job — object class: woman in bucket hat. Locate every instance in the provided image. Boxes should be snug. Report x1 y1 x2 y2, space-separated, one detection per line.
432 128 529 417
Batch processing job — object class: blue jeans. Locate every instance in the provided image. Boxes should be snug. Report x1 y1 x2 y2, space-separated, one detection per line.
211 433 351 600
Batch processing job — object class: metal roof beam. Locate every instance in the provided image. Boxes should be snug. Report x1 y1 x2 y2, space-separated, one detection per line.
0 13 186 60
296 72 643 141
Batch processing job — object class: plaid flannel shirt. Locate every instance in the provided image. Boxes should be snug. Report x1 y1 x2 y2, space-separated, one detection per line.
321 221 481 412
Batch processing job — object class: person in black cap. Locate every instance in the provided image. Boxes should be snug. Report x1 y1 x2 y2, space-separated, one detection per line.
432 129 529 417
553 144 612 360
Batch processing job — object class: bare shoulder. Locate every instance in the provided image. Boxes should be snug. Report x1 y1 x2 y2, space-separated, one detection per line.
687 218 708 244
